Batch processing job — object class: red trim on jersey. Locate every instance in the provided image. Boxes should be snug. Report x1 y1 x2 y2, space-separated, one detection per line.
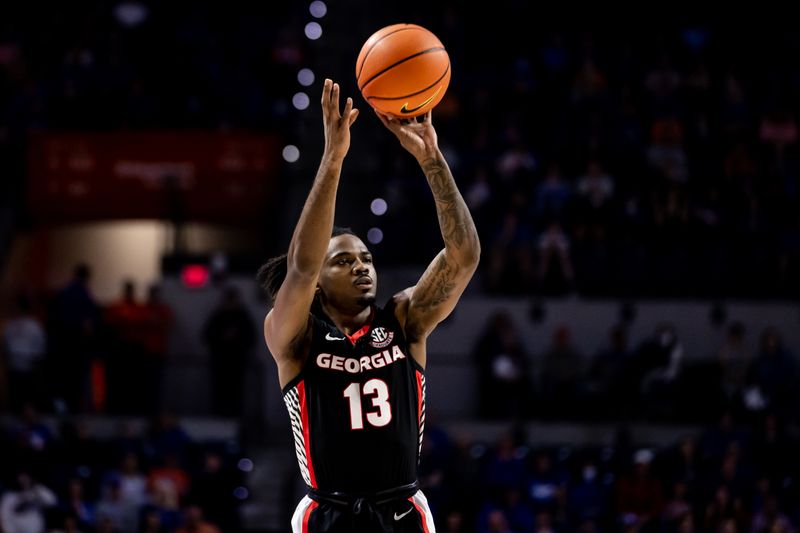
302 500 318 533
415 370 424 425
345 307 375 345
409 497 431 533
297 381 318 488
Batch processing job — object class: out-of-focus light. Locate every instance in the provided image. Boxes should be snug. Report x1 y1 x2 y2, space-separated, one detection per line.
113 1 149 27
370 198 388 216
309 1 327 18
305 22 323 40
233 487 249 500
367 227 383 244
181 265 209 289
282 145 300 163
237 458 254 472
292 92 310 110
297 68 315 87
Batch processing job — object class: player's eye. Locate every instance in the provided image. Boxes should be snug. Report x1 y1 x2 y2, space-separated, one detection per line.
363 256 373 264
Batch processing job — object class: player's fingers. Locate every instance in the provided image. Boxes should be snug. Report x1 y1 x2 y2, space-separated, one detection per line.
348 108 360 126
321 79 332 118
374 109 395 130
331 83 340 115
342 97 353 120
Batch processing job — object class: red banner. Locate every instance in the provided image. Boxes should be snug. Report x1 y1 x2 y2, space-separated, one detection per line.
27 131 281 222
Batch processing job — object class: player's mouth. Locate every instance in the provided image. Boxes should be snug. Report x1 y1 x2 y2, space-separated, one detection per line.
354 276 373 288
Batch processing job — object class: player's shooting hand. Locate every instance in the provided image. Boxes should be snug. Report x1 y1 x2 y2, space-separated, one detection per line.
375 110 439 163
322 79 359 160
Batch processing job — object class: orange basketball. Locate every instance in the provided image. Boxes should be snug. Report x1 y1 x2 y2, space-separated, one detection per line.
356 24 451 118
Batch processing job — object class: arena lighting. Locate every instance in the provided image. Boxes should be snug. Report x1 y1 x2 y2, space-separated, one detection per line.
370 198 388 216
282 145 300 163
292 92 310 110
304 22 322 40
297 68 315 86
181 264 209 289
367 227 383 244
309 1 327 18
113 1 149 27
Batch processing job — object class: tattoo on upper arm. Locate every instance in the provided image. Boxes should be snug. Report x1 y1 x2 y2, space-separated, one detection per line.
422 158 470 248
412 254 458 314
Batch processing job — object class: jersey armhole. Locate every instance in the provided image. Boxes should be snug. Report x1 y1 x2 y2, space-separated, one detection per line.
281 371 305 395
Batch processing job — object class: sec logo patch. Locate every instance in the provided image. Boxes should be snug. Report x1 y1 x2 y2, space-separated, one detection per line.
370 327 394 349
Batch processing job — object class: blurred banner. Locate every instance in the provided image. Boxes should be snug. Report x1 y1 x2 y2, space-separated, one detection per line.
28 131 280 223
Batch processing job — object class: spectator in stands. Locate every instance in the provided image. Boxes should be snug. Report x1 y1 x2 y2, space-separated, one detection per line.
541 326 585 417
58 477 95 531
202 286 256 417
2 293 46 412
7 403 54 478
482 432 527 494
717 321 752 404
526 451 566 519
189 451 240 532
47 263 101 413
633 323 684 417
702 484 748 532
473 311 531 419
752 413 796 486
477 488 534 533
567 460 609 528
105 279 147 414
141 284 173 415
175 504 221 533
148 453 190 503
537 222 575 294
138 508 166 533
750 494 795 533
146 413 190 461
586 325 630 416
103 452 148 509
95 480 139 533
0 470 57 533
747 327 796 417
615 449 664 531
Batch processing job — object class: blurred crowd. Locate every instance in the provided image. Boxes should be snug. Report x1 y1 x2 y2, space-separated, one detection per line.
0 410 245 533
474 311 798 425
1 264 256 418
3 6 800 298
419 410 800 533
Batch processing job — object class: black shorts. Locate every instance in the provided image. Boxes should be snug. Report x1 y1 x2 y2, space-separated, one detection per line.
291 487 435 533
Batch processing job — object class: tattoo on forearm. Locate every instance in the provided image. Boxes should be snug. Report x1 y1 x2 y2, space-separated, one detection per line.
422 158 473 249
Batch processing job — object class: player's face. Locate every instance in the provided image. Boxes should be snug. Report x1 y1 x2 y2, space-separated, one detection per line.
318 234 377 308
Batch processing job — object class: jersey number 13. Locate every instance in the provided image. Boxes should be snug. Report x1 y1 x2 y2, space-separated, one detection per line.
343 379 393 430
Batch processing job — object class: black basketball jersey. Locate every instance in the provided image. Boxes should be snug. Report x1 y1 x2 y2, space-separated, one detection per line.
282 305 426 493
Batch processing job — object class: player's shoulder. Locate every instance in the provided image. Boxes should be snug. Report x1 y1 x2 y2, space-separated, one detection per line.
386 287 414 329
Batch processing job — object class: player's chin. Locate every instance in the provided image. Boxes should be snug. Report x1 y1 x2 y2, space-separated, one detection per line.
356 291 377 307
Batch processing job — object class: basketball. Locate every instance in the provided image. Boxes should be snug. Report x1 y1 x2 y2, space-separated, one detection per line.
356 23 451 118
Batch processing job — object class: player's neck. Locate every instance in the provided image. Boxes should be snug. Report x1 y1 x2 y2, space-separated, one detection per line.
322 303 373 335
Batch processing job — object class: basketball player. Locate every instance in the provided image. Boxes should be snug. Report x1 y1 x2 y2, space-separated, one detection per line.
257 79 479 532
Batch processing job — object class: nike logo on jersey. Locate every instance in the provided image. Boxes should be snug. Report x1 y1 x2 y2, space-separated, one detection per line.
325 333 345 341
394 508 414 521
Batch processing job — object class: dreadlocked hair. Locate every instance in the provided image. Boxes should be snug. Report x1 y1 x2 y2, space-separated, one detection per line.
256 226 357 304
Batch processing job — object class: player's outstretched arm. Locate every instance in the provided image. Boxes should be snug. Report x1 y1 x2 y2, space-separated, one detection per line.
265 80 359 376
375 110 480 347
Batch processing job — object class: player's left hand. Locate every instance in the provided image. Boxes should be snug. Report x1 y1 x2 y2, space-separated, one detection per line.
375 110 439 162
